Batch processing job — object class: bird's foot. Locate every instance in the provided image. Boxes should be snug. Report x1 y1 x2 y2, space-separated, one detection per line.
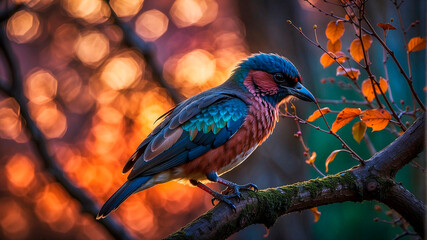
221 183 258 197
210 192 238 211
211 183 258 211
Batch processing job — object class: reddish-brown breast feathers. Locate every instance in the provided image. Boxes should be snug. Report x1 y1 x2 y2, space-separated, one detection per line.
243 70 279 96
182 96 278 177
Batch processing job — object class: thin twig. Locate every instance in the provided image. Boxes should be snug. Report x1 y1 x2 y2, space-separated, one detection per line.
355 1 406 131
317 98 370 105
363 16 425 111
315 102 365 164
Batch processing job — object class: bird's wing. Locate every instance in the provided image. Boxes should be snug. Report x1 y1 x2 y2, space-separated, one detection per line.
125 95 248 180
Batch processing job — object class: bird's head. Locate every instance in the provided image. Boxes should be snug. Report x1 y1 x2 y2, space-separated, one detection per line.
233 53 315 107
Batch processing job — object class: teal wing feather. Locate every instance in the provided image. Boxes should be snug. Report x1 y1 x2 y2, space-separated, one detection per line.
124 95 248 180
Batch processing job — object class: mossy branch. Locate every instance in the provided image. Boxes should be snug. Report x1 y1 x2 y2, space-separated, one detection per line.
167 115 425 240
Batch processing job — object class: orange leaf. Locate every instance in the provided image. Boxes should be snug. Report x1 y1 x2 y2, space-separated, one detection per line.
320 52 346 68
336 67 360 80
325 149 347 172
307 107 331 122
320 52 335 68
310 207 321 222
327 39 342 53
325 20 345 43
352 121 367 143
331 108 362 133
361 77 388 102
306 152 317 165
349 35 373 62
334 51 347 63
361 109 391 132
407 37 426 52
377 23 396 30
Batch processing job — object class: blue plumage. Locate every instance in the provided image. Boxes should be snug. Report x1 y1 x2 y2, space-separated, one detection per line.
97 176 152 219
98 53 316 219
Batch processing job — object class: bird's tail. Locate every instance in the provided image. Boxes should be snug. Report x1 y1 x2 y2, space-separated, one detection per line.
97 176 152 219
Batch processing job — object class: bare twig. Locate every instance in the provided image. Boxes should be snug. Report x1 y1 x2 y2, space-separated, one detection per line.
0 27 134 240
317 98 369 105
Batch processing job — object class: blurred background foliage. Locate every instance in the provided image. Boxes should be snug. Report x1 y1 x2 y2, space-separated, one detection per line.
0 0 424 239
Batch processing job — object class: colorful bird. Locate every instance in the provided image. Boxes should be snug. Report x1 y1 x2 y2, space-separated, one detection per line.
97 53 315 219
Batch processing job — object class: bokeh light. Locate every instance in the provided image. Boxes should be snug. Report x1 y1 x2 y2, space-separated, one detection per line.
170 0 218 28
0 199 29 240
6 10 41 43
99 51 144 91
110 0 144 18
29 101 67 139
135 10 169 42
6 154 35 190
75 30 110 67
25 69 58 104
61 0 110 24
0 98 26 143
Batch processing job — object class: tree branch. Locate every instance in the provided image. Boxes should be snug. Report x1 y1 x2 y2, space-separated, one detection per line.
0 27 134 240
167 115 425 239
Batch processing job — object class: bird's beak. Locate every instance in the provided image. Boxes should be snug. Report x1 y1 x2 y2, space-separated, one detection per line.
291 82 316 102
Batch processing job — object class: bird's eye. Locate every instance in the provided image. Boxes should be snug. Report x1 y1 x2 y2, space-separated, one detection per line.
273 73 285 82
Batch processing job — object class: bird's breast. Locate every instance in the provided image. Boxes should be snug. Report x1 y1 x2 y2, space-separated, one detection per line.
180 96 278 179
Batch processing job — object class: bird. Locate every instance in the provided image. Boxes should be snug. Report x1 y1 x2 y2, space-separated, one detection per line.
97 53 315 219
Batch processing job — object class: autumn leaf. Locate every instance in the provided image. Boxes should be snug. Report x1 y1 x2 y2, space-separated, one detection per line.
320 52 335 68
334 51 347 63
361 77 388 102
336 67 360 80
331 108 362 133
352 121 367 143
320 52 346 68
377 23 396 30
310 207 321 222
349 34 373 62
307 107 331 122
327 39 342 53
361 109 391 132
325 20 345 43
325 149 348 172
306 152 317 165
407 37 426 52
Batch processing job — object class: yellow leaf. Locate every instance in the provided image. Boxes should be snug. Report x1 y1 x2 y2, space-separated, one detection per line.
306 152 317 165
336 67 360 80
331 108 362 133
407 37 426 52
307 107 331 122
325 20 345 43
349 35 373 62
327 39 342 53
310 207 321 222
352 121 367 143
361 77 388 102
361 109 391 132
325 149 347 172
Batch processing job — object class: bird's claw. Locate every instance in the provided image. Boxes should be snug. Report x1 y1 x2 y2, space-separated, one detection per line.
211 194 237 212
211 182 258 210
